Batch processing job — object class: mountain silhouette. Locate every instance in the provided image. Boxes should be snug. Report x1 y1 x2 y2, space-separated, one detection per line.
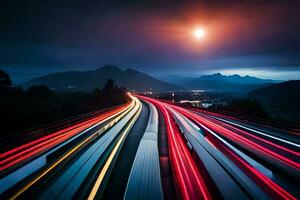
24 65 181 92
247 80 300 124
164 73 279 93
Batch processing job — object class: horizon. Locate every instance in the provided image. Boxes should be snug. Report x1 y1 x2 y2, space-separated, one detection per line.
1 64 295 85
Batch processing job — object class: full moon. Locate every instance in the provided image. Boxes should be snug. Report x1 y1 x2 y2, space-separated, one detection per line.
193 28 205 39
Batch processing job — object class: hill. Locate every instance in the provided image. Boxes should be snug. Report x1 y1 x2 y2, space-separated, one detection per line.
198 73 279 85
247 80 300 124
24 65 181 92
164 73 279 93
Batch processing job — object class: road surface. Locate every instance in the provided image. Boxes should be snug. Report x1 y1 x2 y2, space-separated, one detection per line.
1 95 299 200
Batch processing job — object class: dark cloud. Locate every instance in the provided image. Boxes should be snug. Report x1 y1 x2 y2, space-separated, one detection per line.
0 0 300 80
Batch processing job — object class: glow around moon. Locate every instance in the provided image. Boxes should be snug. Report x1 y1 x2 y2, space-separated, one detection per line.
193 28 205 39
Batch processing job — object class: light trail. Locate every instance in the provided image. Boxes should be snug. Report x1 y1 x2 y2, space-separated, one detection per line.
185 106 300 136
206 134 297 200
208 115 300 148
88 100 141 200
208 117 300 159
0 105 127 159
166 105 265 199
138 96 212 200
170 104 298 200
39 96 140 200
2 95 299 200
189 110 300 162
0 104 130 171
171 105 300 171
7 98 136 200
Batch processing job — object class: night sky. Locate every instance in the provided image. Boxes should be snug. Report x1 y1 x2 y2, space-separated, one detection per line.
1 0 300 83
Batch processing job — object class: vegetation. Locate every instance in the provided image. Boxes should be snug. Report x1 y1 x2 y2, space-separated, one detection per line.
0 70 129 137
209 99 270 120
247 80 300 125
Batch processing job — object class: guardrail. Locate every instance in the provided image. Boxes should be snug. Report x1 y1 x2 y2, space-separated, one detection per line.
1 103 129 152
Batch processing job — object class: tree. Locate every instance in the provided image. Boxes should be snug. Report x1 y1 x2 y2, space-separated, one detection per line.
27 85 53 99
104 79 114 90
0 77 128 140
0 69 12 88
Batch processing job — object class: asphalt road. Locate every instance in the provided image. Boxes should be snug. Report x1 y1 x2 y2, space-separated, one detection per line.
1 95 299 200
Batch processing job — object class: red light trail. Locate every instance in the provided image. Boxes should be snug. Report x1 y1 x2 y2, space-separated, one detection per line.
0 103 130 171
171 105 300 171
138 96 212 200
169 104 298 200
1 95 298 200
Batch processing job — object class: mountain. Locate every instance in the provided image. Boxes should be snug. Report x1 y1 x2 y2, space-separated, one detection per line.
197 73 279 85
24 65 181 92
247 80 300 110
247 80 300 124
164 73 280 93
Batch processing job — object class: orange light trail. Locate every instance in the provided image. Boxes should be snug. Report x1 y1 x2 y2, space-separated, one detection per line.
0 103 130 171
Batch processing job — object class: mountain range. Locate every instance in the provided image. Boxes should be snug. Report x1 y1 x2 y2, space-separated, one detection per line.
24 65 181 92
164 73 280 93
24 65 281 93
23 66 299 124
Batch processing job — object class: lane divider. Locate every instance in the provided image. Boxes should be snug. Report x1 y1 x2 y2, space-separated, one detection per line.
87 98 142 200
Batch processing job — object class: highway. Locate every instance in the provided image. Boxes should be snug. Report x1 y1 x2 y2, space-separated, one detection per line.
0 94 299 200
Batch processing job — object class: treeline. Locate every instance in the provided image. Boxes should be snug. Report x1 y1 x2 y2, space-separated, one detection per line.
0 70 129 137
208 99 300 127
209 99 270 120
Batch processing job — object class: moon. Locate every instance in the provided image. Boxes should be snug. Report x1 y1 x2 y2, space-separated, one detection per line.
193 28 205 39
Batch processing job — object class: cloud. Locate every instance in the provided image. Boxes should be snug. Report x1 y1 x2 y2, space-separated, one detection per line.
0 0 299 81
